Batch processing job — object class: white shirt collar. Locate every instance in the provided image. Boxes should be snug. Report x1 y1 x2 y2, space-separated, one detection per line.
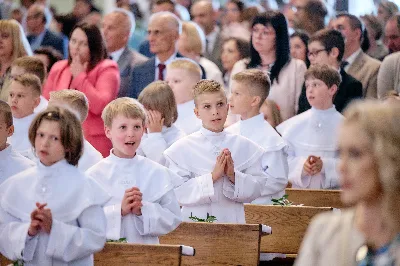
0 144 12 160
344 48 362 70
110 47 126 62
155 52 178 66
205 26 219 52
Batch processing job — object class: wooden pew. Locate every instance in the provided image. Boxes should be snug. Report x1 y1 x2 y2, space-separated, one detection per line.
95 243 186 266
0 254 12 266
285 188 344 209
160 222 264 265
245 205 332 254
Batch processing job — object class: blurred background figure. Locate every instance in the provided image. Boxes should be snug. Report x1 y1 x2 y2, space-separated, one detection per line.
33 46 63 73
361 14 389 60
290 30 310 67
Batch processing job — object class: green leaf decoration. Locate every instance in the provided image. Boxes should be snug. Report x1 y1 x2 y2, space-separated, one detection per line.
189 212 217 223
107 238 128 243
271 194 293 206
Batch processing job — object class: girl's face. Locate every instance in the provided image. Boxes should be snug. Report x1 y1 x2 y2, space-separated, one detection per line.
338 122 382 206
251 23 276 55
69 28 90 64
0 30 13 58
35 119 66 166
290 36 307 63
221 39 241 72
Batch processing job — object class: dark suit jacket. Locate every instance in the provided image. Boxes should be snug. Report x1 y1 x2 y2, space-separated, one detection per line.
128 53 207 99
28 29 64 57
297 69 363 114
204 29 223 71
138 40 154 58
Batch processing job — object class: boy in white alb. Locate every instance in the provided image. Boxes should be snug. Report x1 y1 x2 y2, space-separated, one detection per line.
138 81 185 165
164 80 270 223
7 74 41 159
0 100 34 184
48 90 103 170
226 69 288 203
165 58 202 134
86 98 181 244
277 65 343 189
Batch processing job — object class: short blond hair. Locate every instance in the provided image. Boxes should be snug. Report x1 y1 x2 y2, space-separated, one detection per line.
0 100 12 127
343 101 400 231
180 22 203 55
193 79 226 105
232 69 271 108
167 58 202 80
12 56 47 84
138 81 178 127
12 73 42 97
49 90 89 122
102 97 146 128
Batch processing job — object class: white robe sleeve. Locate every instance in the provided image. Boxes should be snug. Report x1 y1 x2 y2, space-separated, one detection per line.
0 206 38 261
140 133 168 165
103 204 122 240
45 205 107 262
165 157 215 206
319 157 340 189
129 190 181 236
260 150 288 196
287 144 312 188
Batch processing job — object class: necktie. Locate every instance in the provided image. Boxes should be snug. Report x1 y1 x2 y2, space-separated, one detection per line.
341 61 349 69
158 63 166 81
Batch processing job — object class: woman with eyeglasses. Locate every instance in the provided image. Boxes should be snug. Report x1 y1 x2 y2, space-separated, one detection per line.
295 101 400 266
229 10 307 122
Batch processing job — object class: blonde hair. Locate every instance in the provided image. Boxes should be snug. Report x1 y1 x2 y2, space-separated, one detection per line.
29 106 83 166
0 20 27 62
262 99 282 127
11 56 47 84
138 81 178 127
233 69 271 108
102 97 146 128
12 73 42 97
343 101 400 231
167 58 202 80
180 22 203 55
0 100 12 127
49 90 89 122
193 79 226 105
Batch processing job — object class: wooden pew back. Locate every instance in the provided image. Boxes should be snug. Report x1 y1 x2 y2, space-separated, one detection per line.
285 188 344 209
245 205 332 254
0 254 12 266
160 222 262 266
94 243 183 266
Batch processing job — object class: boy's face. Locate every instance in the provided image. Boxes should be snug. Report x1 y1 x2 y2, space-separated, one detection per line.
35 119 65 166
308 41 331 67
0 114 14 150
105 115 145 158
166 68 197 103
194 91 229 132
8 81 40 119
305 77 337 110
229 81 257 116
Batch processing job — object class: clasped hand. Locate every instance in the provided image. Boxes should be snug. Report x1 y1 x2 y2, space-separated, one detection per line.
28 202 52 236
121 187 143 216
303 155 323 176
212 148 235 183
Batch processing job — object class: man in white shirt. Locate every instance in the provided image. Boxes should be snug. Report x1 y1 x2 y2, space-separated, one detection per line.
102 9 148 97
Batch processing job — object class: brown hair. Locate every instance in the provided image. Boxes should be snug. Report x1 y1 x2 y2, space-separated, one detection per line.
0 20 27 62
262 99 282 128
193 79 226 105
138 81 178 127
232 69 271 108
12 73 42 97
49 90 89 122
304 64 342 88
0 100 12 127
102 97 146 128
12 56 47 84
28 106 83 166
68 22 108 71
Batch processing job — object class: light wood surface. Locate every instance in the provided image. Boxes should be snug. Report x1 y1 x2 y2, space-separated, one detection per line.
285 188 344 209
245 205 332 254
160 222 263 265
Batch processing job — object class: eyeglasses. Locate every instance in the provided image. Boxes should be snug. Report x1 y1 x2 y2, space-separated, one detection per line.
308 49 328 58
251 27 275 39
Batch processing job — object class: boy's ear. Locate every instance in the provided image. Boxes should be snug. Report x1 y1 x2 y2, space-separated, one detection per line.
33 96 41 108
329 47 340 61
7 125 14 137
251 96 261 108
329 84 338 96
104 126 112 140
194 107 200 119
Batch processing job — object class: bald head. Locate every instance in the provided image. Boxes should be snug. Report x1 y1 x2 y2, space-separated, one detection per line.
149 11 181 34
103 10 135 52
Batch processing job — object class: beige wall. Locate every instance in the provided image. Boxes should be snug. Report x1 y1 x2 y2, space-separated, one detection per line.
11 0 105 14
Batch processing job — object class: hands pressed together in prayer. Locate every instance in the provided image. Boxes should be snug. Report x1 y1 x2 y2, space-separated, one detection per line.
28 203 52 236
121 187 143 216
212 149 235 184
146 110 164 133
303 155 323 176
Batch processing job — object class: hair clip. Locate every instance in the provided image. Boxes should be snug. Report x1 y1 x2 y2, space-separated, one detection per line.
46 111 60 119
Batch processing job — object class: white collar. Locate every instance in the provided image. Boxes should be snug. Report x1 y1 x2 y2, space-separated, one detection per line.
13 113 36 124
155 52 178 66
239 113 264 129
345 48 362 67
0 144 12 161
107 149 139 166
110 47 126 62
310 106 337 116
199 126 226 138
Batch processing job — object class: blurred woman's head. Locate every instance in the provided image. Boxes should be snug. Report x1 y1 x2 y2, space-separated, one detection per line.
225 0 245 24
290 31 310 68
0 20 27 61
338 101 400 230
221 37 250 73
177 21 203 59
68 22 107 71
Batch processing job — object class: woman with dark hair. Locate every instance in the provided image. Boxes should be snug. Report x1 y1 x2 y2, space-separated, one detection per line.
290 31 310 68
230 10 307 121
43 22 120 157
34 46 63 73
221 37 250 87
